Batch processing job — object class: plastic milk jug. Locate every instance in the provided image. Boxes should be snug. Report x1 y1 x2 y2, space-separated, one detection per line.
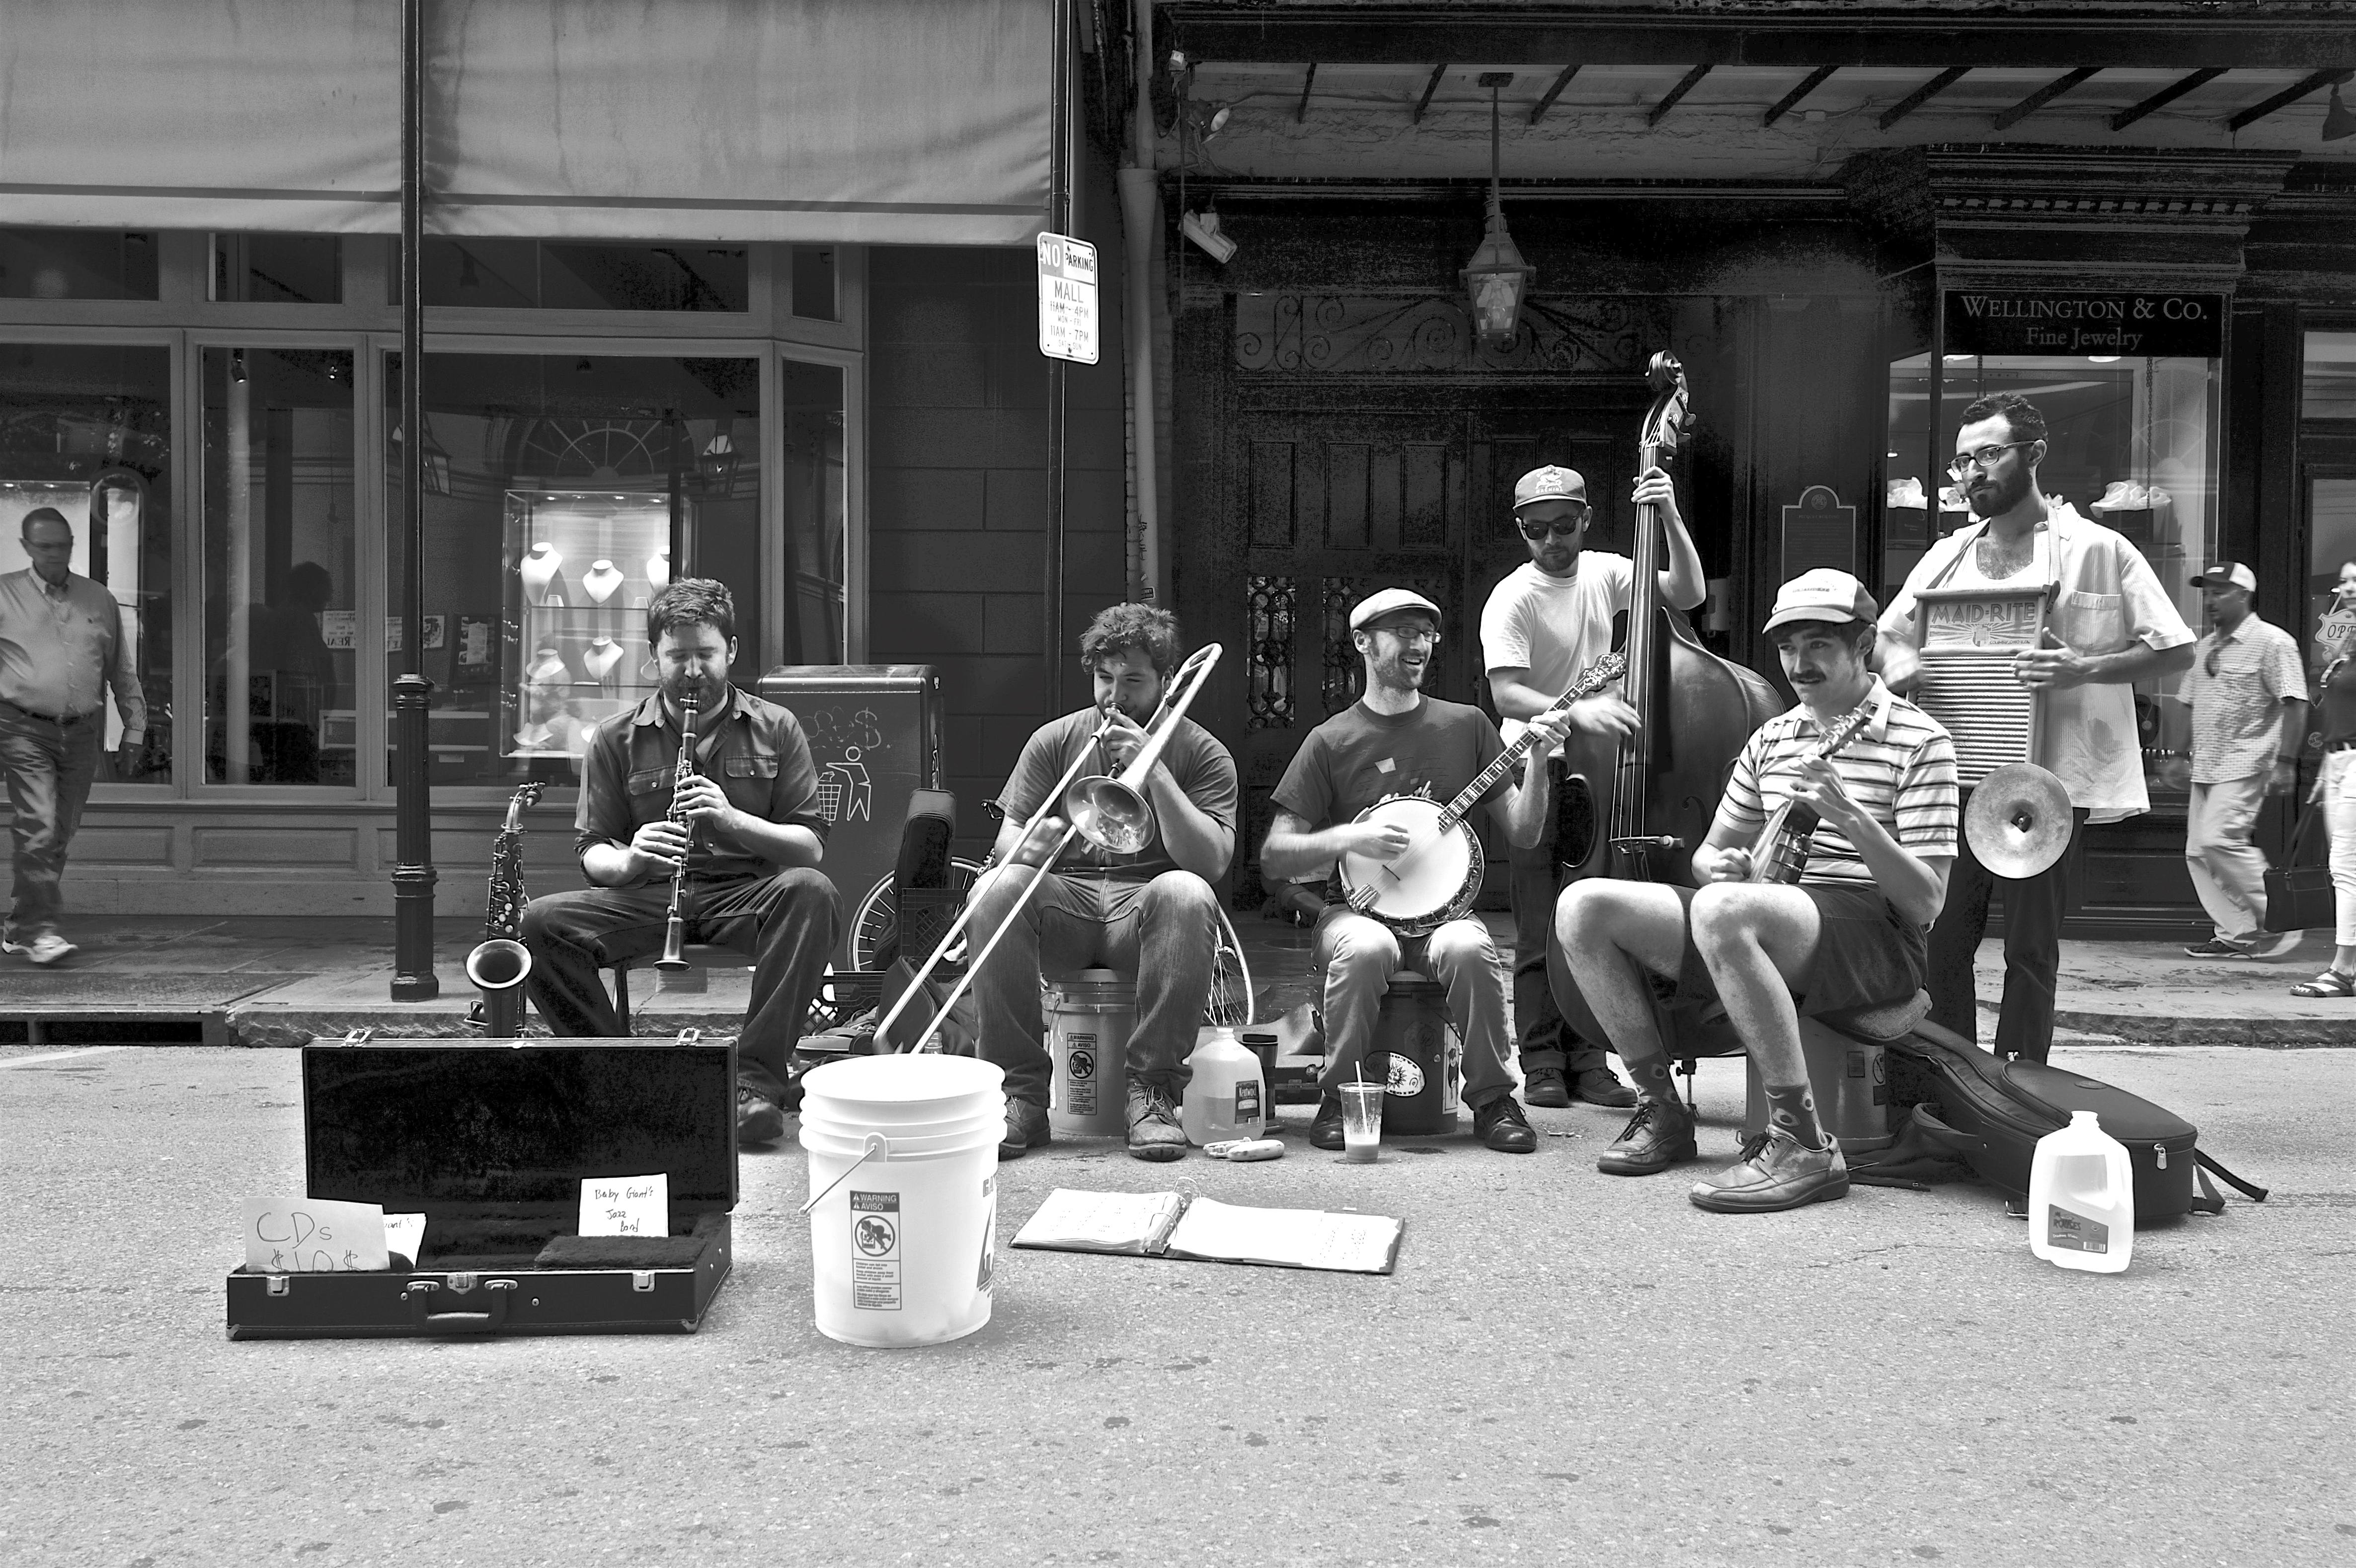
2029 1110 2134 1273
1181 1026 1267 1146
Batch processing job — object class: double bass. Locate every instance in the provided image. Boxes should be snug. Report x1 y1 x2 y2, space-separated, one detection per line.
1549 352 1783 1035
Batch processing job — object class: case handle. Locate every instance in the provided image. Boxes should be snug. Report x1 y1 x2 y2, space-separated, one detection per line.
403 1277 517 1333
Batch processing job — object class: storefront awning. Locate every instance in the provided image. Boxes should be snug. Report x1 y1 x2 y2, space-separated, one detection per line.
0 0 1052 245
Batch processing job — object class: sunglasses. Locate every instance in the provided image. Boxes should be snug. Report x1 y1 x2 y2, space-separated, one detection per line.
1518 508 1589 541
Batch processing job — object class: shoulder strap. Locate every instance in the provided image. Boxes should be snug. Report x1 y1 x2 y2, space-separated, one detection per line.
1920 521 1989 593
2194 1149 2269 1204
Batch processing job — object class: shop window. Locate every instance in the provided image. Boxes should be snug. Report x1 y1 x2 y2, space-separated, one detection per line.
385 352 761 788
2310 479 2356 673
418 241 749 312
0 342 173 782
0 229 158 301
778 357 847 663
210 235 341 305
2305 331 2356 421
790 246 839 322
1888 339 2221 815
201 348 357 785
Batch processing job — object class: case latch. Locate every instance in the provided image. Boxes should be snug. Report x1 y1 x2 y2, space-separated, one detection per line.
674 1028 702 1049
632 1270 656 1293
337 1027 375 1046
266 1275 290 1296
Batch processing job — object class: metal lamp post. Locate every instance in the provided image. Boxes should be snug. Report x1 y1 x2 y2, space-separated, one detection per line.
391 0 439 999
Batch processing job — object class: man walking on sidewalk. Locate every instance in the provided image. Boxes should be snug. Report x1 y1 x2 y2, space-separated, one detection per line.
0 507 147 966
2180 561 2308 959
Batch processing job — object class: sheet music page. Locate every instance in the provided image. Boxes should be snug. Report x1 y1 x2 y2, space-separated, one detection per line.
1011 1188 1186 1254
1163 1196 1402 1274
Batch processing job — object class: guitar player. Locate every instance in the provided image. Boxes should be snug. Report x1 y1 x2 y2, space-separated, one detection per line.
1258 587 1574 1155
1552 569 1961 1212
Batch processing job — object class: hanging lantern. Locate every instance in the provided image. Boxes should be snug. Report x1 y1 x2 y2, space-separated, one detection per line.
1460 73 1534 350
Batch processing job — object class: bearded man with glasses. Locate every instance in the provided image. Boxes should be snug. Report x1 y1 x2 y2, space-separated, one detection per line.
1877 392 2195 1063
1476 464 1701 1110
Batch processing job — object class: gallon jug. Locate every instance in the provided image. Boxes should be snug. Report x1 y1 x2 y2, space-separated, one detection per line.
1180 1025 1266 1146
2029 1110 2134 1273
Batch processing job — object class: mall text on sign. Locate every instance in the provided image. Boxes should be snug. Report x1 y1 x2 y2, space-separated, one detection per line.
1943 291 2225 359
1037 233 1099 365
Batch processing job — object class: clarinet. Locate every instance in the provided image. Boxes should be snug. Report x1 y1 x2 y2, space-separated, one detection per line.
656 692 700 970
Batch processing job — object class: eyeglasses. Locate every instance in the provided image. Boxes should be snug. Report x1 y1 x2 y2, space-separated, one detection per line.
1518 508 1589 541
1374 626 1442 646
1947 441 2035 479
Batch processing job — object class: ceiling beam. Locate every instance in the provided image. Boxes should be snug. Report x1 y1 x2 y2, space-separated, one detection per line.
1992 67 2101 130
1762 65 1839 128
1412 63 1446 124
1297 62 1316 123
1528 64 1581 126
2226 68 2353 131
1647 64 1713 127
2110 67 2229 131
1162 11 2356 71
1878 67 1970 131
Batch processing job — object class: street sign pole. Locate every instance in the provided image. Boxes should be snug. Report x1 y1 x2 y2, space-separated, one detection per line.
1041 0 1072 718
391 0 439 999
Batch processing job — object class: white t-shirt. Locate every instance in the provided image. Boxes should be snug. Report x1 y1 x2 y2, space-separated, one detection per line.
1479 554 1635 757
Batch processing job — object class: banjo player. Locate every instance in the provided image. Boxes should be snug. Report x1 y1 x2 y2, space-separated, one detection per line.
1258 588 1575 1156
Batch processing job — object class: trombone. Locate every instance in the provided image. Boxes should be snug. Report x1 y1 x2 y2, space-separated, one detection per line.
873 642 1222 1054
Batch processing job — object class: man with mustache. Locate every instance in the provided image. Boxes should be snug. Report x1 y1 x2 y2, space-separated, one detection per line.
969 604 1237 1163
1556 570 1959 1211
522 577 839 1146
1481 462 1699 1111
1877 392 2195 1063
1261 588 1574 1154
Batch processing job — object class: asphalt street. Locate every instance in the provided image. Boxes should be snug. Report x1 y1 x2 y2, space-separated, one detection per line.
2 1043 2351 1568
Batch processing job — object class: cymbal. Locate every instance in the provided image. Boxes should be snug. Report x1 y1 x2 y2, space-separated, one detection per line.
1965 763 2073 880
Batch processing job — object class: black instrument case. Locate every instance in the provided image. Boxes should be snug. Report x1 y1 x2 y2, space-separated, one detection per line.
226 1035 737 1339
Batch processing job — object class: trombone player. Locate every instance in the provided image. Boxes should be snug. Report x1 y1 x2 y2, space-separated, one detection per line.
970 605 1238 1163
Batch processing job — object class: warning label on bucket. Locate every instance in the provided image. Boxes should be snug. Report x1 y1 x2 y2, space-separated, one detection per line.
850 1191 902 1310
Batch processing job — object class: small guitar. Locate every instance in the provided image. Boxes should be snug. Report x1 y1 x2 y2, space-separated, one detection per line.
1337 652 1628 936
1743 706 1875 884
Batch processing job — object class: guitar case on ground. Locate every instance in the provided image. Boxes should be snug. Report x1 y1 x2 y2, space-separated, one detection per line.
1884 1021 2266 1222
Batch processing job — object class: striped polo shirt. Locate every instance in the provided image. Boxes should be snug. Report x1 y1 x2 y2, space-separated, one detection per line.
1716 678 1959 894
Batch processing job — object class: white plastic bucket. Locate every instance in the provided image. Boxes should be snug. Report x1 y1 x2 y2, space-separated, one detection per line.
800 1054 1006 1347
1046 968 1133 1137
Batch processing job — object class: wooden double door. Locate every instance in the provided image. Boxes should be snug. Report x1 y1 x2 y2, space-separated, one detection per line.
1181 384 1651 905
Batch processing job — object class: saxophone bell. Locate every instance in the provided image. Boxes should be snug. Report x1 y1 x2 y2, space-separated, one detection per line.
465 938 533 1039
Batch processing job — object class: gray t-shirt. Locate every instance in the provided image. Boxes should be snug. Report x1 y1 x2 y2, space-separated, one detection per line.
998 708 1238 881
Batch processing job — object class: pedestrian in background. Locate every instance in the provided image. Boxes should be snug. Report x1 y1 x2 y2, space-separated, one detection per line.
0 506 147 966
2180 561 2307 959
2292 562 2356 997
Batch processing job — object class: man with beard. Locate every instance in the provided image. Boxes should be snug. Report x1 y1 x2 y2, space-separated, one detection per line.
1557 571 1958 1211
1878 392 2194 1063
521 578 838 1145
1260 588 1574 1155
1481 462 1700 1111
972 604 1237 1163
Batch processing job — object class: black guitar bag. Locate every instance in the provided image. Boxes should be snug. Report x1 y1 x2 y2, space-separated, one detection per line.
1886 1021 2266 1222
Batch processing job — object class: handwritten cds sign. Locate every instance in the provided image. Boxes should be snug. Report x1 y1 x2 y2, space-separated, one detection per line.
1944 291 2225 359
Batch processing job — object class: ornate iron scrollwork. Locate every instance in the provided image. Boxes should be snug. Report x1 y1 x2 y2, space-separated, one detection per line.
1246 574 1296 730
1321 577 1361 715
1234 294 1665 376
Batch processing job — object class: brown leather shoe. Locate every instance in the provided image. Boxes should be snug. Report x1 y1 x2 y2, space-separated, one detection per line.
1125 1077 1188 1163
1690 1131 1849 1213
1596 1098 1698 1176
999 1098 1051 1161
1473 1093 1539 1154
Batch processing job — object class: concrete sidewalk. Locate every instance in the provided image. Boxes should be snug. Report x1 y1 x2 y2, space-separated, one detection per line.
2 911 2352 1049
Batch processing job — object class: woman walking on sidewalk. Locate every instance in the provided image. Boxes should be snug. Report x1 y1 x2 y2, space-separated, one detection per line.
2295 569 2356 998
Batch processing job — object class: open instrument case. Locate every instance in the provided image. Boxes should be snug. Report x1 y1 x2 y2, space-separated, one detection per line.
226 1033 737 1340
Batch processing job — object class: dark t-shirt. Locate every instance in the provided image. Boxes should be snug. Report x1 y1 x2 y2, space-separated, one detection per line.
998 707 1239 881
2320 655 2356 748
1270 697 1508 832
573 686 829 883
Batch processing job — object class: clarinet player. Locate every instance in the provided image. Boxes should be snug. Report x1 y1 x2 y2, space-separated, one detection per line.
522 579 839 1146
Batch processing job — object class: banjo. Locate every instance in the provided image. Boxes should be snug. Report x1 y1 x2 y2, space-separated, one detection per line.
1337 652 1627 936
1743 705 1875 884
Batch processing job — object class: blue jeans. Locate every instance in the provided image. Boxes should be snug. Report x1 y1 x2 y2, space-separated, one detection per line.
963 866 1220 1109
1312 908 1514 1107
1 706 101 937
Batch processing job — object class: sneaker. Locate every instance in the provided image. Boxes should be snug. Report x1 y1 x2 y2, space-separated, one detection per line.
736 1085 788 1147
1472 1093 1539 1154
1308 1092 1347 1151
1570 1066 1638 1109
1522 1063 1571 1109
6 930 76 966
2184 936 2252 958
999 1098 1051 1161
1597 1098 1699 1176
1689 1131 1849 1213
2241 930 2303 960
1125 1077 1188 1163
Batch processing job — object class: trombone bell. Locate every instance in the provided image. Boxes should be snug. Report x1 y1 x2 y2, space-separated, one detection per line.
1065 776 1155 855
